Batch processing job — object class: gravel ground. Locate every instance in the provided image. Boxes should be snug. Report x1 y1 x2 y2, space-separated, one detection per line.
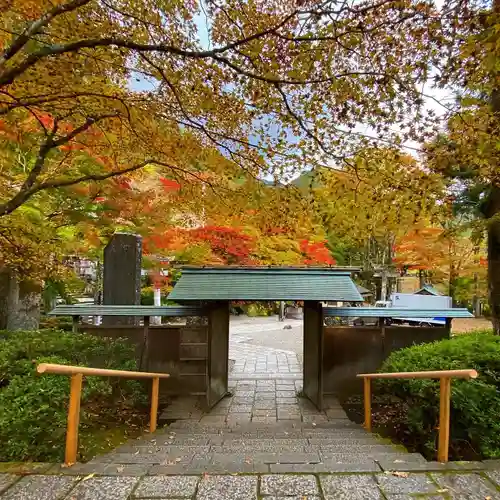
451 317 492 333
230 316 303 357
230 315 494 346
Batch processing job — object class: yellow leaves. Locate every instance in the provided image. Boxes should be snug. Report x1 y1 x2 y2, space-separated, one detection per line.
313 149 440 244
3 0 45 20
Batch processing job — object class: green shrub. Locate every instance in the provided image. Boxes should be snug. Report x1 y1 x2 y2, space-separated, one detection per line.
39 316 73 331
377 330 500 459
140 286 174 305
242 302 277 317
0 329 148 462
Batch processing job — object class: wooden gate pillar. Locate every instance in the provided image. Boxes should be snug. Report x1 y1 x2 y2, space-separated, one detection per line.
206 301 230 408
303 301 324 410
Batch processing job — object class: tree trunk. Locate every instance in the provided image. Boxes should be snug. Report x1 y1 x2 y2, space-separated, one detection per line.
0 269 41 330
8 279 41 330
380 270 388 301
419 269 425 288
0 269 11 329
486 187 500 334
488 0 500 332
473 271 480 317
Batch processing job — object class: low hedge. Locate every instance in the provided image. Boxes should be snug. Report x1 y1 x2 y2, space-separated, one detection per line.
0 329 148 462
376 330 500 459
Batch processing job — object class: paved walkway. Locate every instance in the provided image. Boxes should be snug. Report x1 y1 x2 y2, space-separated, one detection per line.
2 465 500 499
229 316 304 358
229 335 302 380
162 316 307 422
1 317 499 498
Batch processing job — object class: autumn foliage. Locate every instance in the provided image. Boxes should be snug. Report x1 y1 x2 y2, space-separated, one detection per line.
144 224 336 268
300 240 336 266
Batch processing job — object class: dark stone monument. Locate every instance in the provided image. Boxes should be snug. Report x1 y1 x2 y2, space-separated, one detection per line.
103 233 142 325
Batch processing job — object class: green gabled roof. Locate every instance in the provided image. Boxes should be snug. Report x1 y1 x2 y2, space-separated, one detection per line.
168 267 363 301
415 284 442 296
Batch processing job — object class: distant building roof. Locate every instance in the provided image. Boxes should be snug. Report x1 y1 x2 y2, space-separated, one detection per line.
415 284 442 296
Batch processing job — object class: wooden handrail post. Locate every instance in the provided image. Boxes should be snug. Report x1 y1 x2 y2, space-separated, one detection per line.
150 376 160 433
363 377 372 432
438 376 451 462
65 373 83 466
357 369 476 463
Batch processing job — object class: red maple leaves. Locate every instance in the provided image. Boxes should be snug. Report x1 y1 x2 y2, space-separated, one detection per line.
145 227 336 267
300 240 336 265
191 226 255 264
159 177 181 191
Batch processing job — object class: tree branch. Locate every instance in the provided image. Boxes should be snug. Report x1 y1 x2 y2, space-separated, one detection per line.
38 160 153 189
0 9 297 87
0 0 92 65
0 90 146 116
0 113 117 216
274 84 328 154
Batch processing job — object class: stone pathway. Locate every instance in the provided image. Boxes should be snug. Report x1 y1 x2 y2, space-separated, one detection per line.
161 378 326 424
62 317 447 476
162 318 307 422
2 317 498 498
2 465 500 499
229 336 302 380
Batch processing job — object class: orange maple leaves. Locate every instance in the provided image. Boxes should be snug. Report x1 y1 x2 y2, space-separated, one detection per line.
300 239 336 265
159 177 181 191
145 226 336 267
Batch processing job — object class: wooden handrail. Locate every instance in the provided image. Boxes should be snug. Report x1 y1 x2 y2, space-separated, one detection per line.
37 363 171 379
356 368 478 463
36 363 170 466
357 369 478 380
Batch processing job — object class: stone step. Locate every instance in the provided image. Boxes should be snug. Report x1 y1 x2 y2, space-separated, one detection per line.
164 421 363 432
141 451 426 475
123 438 391 453
143 430 378 443
200 451 324 464
155 430 368 441
316 444 411 455
91 452 196 465
223 437 383 446
208 443 401 454
113 445 212 454
135 436 215 446
319 452 427 463
151 426 375 440
318 449 426 463
94 445 421 467
88 452 428 475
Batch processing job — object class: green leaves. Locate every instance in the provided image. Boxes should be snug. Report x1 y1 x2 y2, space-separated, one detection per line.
377 332 500 459
0 329 147 462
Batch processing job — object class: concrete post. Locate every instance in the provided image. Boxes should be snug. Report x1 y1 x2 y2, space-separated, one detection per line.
151 287 161 325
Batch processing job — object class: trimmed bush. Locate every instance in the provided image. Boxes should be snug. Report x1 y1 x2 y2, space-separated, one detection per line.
0 329 148 462
376 330 500 459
